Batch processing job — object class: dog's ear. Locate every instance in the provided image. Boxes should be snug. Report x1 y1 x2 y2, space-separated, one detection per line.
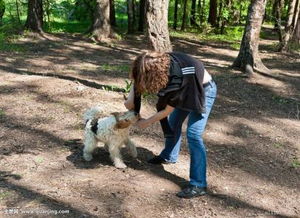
112 112 131 129
115 120 131 129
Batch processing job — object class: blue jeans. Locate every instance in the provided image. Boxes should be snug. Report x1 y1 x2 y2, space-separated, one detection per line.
159 80 217 187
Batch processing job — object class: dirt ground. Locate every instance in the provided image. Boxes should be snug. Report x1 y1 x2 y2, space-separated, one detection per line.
0 32 299 218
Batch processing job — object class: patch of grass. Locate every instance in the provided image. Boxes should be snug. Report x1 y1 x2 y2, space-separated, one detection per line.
273 142 284 148
35 157 44 164
170 26 243 50
124 79 132 93
288 42 300 53
291 158 300 169
0 191 11 201
100 64 129 73
271 95 290 105
101 84 121 92
0 108 5 117
59 100 72 113
0 23 25 52
44 18 90 33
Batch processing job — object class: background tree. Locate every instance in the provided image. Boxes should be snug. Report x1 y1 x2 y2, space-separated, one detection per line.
273 0 284 42
208 0 218 26
181 0 188 31
232 0 268 75
127 0 135 33
110 0 116 26
146 0 172 52
0 0 5 25
138 0 146 32
279 0 300 51
292 15 300 44
191 0 197 26
199 0 206 25
173 0 179 30
91 0 113 41
25 0 43 32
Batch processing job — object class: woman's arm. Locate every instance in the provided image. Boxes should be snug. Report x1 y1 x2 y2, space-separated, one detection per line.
136 105 174 129
124 86 135 110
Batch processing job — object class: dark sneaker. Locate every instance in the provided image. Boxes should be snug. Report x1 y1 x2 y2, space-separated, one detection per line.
176 185 207 198
147 156 169 164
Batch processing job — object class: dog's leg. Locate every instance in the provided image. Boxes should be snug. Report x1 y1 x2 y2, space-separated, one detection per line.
83 130 97 161
104 143 109 152
108 144 127 169
125 139 137 158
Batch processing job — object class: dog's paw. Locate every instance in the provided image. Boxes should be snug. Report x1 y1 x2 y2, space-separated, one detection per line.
83 153 93 161
104 144 109 152
131 150 138 158
114 160 127 169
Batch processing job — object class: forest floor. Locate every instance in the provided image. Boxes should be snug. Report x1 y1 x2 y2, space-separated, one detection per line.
0 30 299 218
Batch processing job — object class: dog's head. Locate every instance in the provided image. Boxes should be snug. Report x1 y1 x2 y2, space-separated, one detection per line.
112 111 139 129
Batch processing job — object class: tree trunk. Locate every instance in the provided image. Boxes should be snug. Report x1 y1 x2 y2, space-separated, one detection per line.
274 0 283 42
110 0 116 26
173 0 179 30
181 0 188 31
16 0 21 25
292 15 300 44
191 0 197 26
217 0 223 28
0 0 5 26
279 0 299 51
138 0 146 32
127 0 135 33
25 0 43 32
92 0 112 41
146 0 172 52
208 0 218 26
292 0 300 28
200 0 205 25
232 0 268 75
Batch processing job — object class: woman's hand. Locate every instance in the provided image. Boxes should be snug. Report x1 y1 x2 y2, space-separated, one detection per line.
135 118 150 129
135 105 174 129
124 99 134 110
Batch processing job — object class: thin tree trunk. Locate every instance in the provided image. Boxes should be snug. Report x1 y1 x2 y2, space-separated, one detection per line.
146 0 172 52
45 0 50 25
200 0 205 25
133 0 136 30
208 0 217 26
239 3 243 24
25 0 43 32
127 0 134 33
15 0 21 24
110 0 116 26
173 0 179 30
181 0 188 31
191 0 197 26
279 0 299 51
92 0 113 41
292 0 300 27
232 0 268 75
217 0 223 28
0 0 5 25
292 15 300 44
138 0 145 31
274 0 283 42
197 0 202 25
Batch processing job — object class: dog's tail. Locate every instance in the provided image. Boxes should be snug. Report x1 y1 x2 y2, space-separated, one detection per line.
83 106 103 124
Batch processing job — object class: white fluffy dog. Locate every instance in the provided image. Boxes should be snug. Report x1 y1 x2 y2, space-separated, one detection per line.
83 107 139 168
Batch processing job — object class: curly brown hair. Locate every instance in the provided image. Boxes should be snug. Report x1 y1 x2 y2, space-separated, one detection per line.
130 52 170 94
